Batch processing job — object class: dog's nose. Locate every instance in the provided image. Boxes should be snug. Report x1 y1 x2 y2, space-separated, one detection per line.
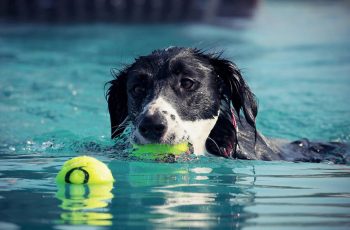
139 113 167 141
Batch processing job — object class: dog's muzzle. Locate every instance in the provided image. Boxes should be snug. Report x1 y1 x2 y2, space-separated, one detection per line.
138 112 168 142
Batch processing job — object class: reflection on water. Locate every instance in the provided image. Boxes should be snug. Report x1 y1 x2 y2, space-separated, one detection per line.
151 167 256 228
56 183 114 226
0 155 349 229
118 160 257 229
109 160 350 229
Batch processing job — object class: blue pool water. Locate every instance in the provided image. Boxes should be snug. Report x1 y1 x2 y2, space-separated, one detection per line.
1 1 350 229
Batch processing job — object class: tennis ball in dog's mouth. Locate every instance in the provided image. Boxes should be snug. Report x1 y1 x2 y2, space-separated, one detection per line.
131 142 191 160
56 156 114 185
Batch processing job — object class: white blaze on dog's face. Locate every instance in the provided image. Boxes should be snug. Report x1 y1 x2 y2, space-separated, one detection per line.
132 97 219 155
124 48 222 155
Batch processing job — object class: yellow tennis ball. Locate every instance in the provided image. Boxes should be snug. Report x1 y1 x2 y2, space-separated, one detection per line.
131 142 190 160
56 183 114 210
56 156 114 184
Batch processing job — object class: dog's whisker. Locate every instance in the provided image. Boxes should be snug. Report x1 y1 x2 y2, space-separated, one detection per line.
111 123 128 130
111 124 130 137
111 129 121 138
112 126 126 133
207 137 221 155
111 124 128 132
111 117 131 134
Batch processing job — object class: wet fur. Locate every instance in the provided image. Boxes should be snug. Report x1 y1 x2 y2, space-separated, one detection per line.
106 47 349 163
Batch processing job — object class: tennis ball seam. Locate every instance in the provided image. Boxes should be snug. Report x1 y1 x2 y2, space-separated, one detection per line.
65 167 89 184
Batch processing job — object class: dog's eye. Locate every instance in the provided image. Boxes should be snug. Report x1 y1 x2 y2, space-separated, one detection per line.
180 78 195 90
132 85 146 95
173 68 181 75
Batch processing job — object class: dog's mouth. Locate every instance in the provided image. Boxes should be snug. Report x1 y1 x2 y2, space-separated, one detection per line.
132 127 189 144
130 141 194 163
131 127 191 145
186 142 194 154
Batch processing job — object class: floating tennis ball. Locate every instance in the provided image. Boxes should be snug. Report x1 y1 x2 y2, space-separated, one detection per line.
56 182 114 225
56 156 114 184
56 183 114 210
131 142 190 160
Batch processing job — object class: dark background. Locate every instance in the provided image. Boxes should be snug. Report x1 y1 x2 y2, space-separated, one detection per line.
0 0 258 23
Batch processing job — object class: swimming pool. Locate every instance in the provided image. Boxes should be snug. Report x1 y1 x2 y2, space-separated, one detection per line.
1 1 350 229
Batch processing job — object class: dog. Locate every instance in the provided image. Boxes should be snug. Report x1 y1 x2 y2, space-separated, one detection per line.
106 47 348 163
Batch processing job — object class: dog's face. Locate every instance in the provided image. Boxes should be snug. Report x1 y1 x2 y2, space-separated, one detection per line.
107 47 258 157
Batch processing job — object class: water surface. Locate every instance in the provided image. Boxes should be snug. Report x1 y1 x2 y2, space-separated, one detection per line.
1 0 350 229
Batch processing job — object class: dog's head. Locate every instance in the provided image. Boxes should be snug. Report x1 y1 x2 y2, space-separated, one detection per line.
106 47 257 157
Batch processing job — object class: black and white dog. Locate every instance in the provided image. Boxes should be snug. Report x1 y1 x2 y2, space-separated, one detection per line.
106 47 347 163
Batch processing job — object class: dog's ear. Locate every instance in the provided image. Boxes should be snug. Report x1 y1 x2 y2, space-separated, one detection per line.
209 57 258 130
106 69 128 139
206 97 238 158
